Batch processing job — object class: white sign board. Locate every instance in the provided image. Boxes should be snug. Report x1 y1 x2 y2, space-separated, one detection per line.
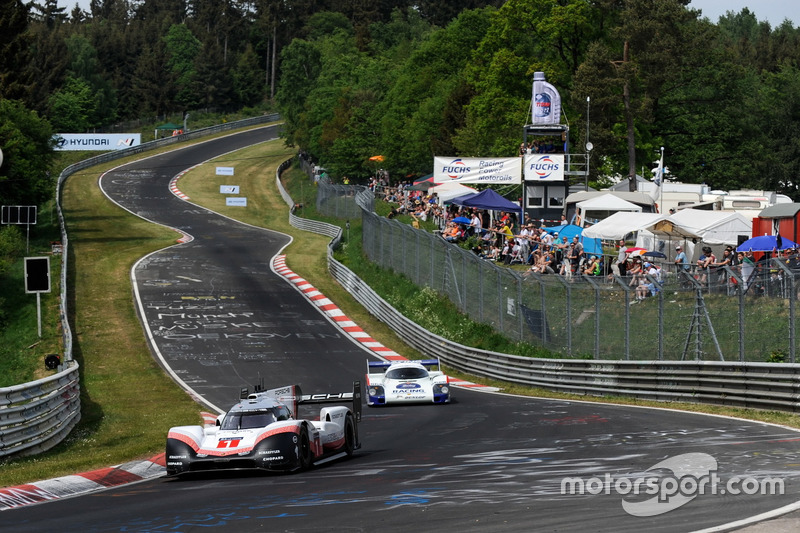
226 197 247 206
220 185 240 194
216 167 235 176
524 154 565 182
53 133 141 151
433 157 521 184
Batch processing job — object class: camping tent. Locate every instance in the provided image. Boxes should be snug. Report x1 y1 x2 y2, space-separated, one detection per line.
581 212 665 240
429 182 478 203
576 193 642 227
451 189 522 218
543 224 603 255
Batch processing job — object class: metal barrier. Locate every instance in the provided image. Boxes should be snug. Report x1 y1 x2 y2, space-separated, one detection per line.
276 161 800 413
0 114 281 459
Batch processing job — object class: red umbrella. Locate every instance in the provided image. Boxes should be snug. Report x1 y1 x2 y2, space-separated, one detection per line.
625 247 647 257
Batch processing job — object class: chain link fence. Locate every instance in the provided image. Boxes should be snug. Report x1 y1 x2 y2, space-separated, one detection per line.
314 180 800 363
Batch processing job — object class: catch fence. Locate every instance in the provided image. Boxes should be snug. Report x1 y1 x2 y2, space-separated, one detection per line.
313 182 800 363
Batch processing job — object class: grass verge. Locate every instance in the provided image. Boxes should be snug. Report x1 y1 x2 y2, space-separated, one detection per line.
0 127 275 487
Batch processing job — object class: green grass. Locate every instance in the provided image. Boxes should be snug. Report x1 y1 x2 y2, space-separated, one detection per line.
0 127 276 487
0 204 63 386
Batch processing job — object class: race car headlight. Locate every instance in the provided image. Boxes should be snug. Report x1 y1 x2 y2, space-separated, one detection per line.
368 386 384 397
440 385 449 394
433 384 449 395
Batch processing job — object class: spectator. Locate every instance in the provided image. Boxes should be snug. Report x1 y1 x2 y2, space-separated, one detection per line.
442 222 460 243
583 255 601 276
614 240 628 277
696 246 715 286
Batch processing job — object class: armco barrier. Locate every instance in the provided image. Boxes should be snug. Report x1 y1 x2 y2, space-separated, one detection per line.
276 161 800 413
0 115 281 459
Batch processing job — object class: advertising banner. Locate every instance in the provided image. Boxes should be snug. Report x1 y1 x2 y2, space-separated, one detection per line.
524 154 565 182
216 167 235 176
433 157 521 184
53 133 141 151
220 185 240 194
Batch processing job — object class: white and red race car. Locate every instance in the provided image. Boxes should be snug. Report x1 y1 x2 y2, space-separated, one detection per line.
166 382 361 477
365 359 450 406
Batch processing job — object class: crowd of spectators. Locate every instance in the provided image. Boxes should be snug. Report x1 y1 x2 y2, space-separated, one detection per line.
367 173 800 302
518 138 563 156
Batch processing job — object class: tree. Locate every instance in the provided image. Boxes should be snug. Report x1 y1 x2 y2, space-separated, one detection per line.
0 0 34 103
232 44 265 107
164 24 202 109
48 76 98 132
0 100 56 207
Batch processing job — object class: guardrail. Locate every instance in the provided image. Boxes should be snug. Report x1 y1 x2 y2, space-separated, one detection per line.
276 160 800 413
0 114 281 459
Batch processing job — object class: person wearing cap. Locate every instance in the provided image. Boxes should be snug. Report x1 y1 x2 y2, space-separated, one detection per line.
674 245 690 273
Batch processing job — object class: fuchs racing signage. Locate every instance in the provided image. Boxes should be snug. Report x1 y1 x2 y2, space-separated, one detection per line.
524 154 565 182
53 133 141 151
433 157 522 184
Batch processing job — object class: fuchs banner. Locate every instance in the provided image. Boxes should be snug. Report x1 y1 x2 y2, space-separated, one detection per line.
433 157 521 184
531 71 562 125
524 154 565 181
53 133 141 151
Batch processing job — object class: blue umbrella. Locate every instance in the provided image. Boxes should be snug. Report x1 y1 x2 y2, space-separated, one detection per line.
736 235 798 252
452 216 471 224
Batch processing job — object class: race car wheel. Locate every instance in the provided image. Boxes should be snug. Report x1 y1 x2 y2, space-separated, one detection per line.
344 414 356 457
298 425 313 470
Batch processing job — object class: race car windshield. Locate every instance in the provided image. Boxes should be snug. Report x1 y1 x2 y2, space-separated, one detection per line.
221 411 276 430
386 367 428 380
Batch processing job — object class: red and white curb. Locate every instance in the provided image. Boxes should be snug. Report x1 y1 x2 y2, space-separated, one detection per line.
0 454 167 511
271 255 499 392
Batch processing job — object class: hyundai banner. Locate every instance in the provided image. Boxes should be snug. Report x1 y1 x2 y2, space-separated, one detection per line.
53 133 141 151
524 154 564 181
433 157 521 184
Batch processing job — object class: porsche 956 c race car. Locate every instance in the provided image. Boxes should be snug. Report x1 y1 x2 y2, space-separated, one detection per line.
166 382 361 477
365 359 450 406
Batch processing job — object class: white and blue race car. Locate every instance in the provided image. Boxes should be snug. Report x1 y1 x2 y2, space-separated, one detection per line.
166 382 361 477
365 359 450 406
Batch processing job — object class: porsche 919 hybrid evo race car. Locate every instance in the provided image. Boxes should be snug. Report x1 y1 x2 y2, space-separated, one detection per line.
165 382 361 477
365 359 450 406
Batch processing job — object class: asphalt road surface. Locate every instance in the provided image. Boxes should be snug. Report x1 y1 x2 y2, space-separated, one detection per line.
6 128 800 532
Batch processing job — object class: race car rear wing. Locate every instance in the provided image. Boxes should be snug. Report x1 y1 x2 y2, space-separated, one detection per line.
242 381 362 423
367 359 442 372
298 381 362 423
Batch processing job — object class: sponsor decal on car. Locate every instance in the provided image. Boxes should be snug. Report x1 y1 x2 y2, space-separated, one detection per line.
394 383 422 390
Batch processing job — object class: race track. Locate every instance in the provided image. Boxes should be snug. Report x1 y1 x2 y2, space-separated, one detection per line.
5 128 800 532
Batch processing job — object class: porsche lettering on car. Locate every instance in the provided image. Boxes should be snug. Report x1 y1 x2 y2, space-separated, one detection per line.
365 359 450 406
166 382 361 477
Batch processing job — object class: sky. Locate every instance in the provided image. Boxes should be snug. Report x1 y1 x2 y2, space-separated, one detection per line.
689 0 800 27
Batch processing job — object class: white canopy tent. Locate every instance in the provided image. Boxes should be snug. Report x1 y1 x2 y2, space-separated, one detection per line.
429 182 478 202
635 209 753 261
581 212 665 240
642 209 752 245
576 193 642 227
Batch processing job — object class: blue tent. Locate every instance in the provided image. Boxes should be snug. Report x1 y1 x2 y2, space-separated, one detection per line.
543 224 604 256
451 189 522 220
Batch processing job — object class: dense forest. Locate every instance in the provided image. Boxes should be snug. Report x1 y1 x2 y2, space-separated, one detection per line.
2 0 800 210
